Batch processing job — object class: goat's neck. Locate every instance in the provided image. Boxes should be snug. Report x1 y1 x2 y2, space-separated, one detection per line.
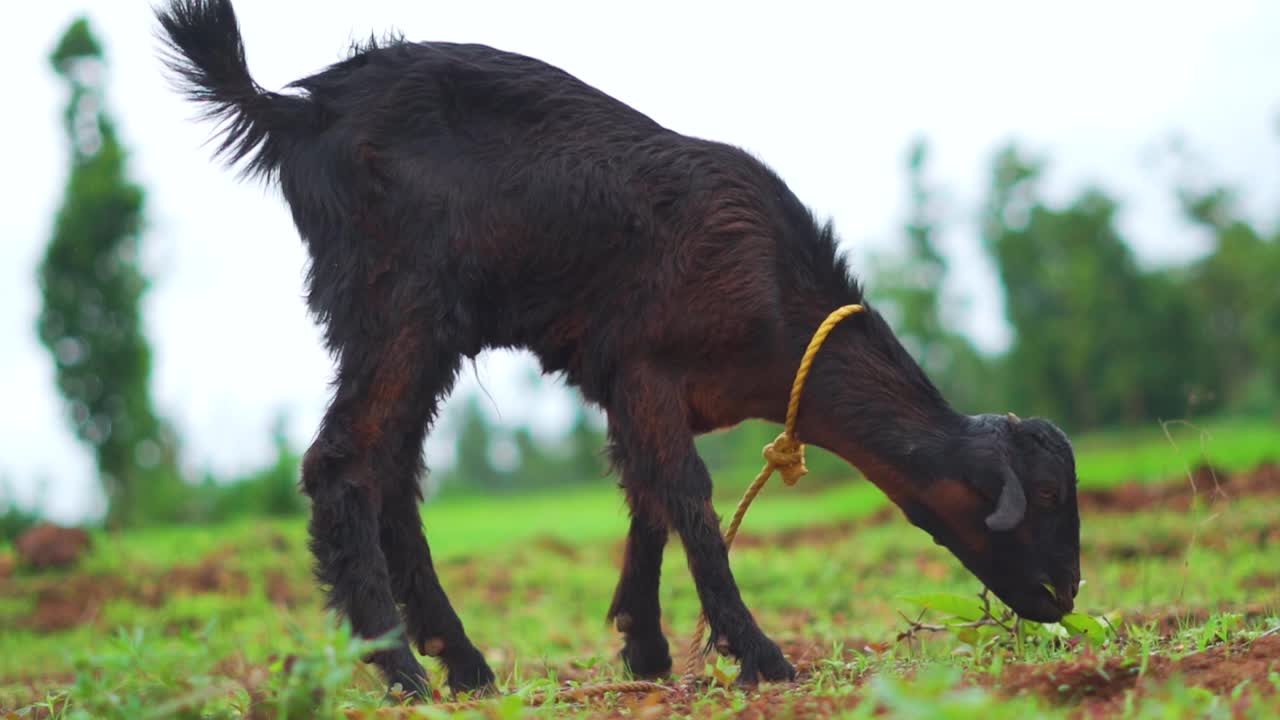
791 324 967 502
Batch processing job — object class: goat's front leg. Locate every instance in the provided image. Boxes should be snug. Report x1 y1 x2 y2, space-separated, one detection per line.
381 482 494 694
606 512 671 677
607 365 796 685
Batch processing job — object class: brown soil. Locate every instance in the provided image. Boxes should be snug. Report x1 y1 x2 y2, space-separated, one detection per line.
1077 461 1280 513
1242 572 1280 592
336 633 1279 718
994 633 1280 717
264 568 307 608
452 632 1280 718
530 534 583 560
25 573 132 631
15 523 92 570
731 518 865 549
9 617 1277 717
8 462 1278 715
17 552 261 632
1119 603 1275 639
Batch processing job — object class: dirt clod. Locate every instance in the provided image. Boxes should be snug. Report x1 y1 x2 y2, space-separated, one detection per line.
165 557 250 596
18 548 255 632
15 523 91 570
28 573 129 631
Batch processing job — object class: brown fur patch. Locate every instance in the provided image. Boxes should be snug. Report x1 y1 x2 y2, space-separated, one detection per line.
921 478 990 555
353 325 421 452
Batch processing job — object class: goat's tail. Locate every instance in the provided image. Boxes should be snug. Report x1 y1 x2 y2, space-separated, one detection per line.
155 0 313 180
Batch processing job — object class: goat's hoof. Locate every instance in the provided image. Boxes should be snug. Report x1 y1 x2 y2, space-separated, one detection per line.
620 634 673 678
444 647 497 696
384 657 431 702
734 638 796 687
449 676 497 699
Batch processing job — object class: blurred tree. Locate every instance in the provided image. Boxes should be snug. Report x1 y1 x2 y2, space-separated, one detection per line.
866 137 994 414
564 403 608 483
980 144 1214 429
445 394 505 491
440 386 610 494
38 17 184 528
871 138 948 362
1178 184 1280 415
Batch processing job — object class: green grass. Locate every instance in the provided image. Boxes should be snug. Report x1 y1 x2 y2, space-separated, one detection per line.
2 417 1279 718
5 495 1277 717
1071 415 1279 486
71 413 1280 568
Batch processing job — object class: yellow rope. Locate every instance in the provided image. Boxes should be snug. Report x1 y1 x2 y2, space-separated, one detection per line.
383 304 865 711
681 303 864 679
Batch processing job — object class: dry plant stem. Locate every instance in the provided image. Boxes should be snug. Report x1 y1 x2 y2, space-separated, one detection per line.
360 681 671 716
1158 417 1228 607
895 589 1018 644
895 614 1009 643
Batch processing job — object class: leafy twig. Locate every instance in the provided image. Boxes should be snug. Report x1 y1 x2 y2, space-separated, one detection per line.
895 590 1017 643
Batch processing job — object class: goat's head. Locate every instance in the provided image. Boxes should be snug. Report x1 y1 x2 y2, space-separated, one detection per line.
898 411 1081 622
772 305 1082 621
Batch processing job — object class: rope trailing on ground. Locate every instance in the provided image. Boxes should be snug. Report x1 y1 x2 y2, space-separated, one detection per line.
681 303 865 679
385 304 865 713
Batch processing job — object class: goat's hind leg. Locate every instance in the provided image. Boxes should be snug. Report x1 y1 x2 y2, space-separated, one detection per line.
300 332 461 698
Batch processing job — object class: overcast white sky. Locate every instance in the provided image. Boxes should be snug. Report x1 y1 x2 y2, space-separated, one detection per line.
3 0 1278 522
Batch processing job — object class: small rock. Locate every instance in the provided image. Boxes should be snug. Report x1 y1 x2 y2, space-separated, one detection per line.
15 523 92 570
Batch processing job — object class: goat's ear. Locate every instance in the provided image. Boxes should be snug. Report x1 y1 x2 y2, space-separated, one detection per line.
984 466 1026 532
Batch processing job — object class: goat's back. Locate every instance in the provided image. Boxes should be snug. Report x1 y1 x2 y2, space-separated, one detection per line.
283 40 792 361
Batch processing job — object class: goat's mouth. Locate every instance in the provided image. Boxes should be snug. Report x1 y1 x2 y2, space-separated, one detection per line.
995 577 1075 622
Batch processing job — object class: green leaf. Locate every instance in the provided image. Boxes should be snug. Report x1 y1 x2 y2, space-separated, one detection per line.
1028 621 1069 640
1061 612 1109 646
897 592 987 622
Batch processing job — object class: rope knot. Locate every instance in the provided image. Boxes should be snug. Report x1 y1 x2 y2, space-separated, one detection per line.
763 433 807 486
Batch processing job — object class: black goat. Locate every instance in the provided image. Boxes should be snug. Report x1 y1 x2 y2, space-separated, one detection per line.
155 0 1081 698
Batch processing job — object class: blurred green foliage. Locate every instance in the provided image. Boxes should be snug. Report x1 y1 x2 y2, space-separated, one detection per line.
979 143 1280 429
39 17 186 529
31 18 308 531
